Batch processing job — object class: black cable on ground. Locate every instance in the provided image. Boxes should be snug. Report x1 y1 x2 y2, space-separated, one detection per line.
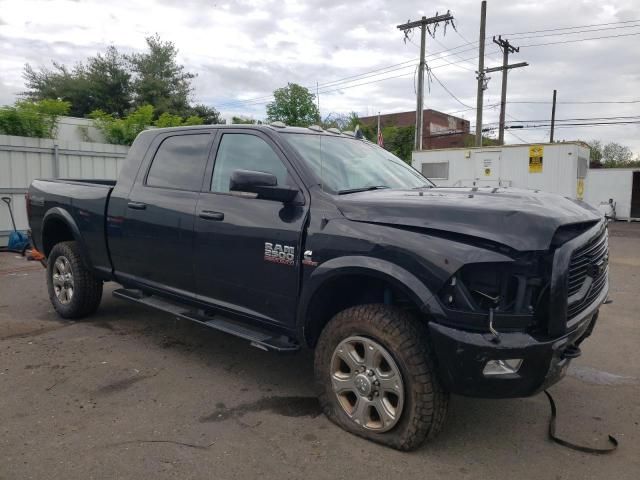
544 389 618 454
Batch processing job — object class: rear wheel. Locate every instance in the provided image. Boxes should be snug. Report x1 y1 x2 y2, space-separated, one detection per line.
314 304 448 451
47 241 103 319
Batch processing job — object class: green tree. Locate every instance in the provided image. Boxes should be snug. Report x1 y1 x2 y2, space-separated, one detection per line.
128 34 194 118
583 140 639 168
380 125 415 163
583 139 603 167
321 111 360 131
22 36 221 123
463 134 500 147
23 46 131 117
84 46 132 116
602 142 633 167
23 62 92 118
0 99 70 138
188 104 224 125
344 117 414 164
266 83 320 127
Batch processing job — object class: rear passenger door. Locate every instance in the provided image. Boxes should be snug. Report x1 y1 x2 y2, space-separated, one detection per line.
115 132 214 296
194 130 308 327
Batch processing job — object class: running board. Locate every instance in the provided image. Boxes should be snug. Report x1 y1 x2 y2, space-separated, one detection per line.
112 288 299 352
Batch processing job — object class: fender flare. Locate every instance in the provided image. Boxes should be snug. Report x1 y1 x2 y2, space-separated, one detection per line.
297 256 444 344
42 207 93 269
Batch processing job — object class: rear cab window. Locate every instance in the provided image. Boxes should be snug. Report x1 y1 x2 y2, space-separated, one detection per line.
146 133 212 191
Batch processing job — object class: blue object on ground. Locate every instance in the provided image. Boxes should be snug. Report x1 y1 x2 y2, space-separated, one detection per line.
2 196 30 252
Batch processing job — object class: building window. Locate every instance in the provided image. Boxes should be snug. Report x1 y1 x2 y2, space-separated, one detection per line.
422 162 449 180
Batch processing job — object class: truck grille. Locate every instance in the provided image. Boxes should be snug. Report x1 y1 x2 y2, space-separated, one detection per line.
567 228 608 319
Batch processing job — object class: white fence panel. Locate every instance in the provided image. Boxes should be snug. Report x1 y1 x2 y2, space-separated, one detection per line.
0 134 128 245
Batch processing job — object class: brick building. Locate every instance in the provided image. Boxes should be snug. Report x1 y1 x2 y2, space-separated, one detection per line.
360 109 471 150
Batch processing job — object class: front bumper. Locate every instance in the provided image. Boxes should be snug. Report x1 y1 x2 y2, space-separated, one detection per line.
428 283 607 398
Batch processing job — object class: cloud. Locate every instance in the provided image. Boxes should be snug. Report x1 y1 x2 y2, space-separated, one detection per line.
0 0 639 151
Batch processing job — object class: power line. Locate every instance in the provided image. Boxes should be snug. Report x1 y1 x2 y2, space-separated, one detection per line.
216 43 499 109
218 49 496 110
216 45 475 109
498 18 640 37
502 23 640 41
317 51 494 94
217 20 638 111
502 120 640 129
505 129 528 143
508 99 640 105
428 68 474 108
505 115 640 122
215 20 640 112
519 31 640 47
432 19 640 48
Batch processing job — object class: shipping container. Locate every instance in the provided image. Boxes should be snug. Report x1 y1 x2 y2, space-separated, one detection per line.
584 169 640 221
412 142 590 200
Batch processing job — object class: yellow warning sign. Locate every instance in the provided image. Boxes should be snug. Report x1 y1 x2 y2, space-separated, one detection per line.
577 178 585 200
529 145 544 173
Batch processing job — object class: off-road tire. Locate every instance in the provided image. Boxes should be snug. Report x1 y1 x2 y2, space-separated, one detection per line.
47 241 103 319
315 304 449 451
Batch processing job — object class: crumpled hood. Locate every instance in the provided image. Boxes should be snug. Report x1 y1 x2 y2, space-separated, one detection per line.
336 187 602 251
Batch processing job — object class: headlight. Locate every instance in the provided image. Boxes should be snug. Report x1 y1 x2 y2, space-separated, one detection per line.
438 258 550 333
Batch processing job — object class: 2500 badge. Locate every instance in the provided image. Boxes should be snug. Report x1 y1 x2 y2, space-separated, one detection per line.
264 242 295 266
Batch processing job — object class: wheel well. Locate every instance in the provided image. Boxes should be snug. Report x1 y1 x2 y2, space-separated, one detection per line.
303 274 421 347
42 218 74 257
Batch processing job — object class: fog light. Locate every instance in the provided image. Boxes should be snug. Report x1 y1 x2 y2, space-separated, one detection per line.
483 359 523 376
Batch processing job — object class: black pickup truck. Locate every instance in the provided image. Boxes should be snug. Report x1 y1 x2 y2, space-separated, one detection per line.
27 124 609 450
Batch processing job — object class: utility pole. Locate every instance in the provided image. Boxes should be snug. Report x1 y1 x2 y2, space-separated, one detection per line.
397 11 454 151
475 0 487 147
550 89 557 142
490 36 528 144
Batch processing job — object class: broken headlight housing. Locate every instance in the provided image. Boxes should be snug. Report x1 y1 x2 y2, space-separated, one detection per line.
437 256 550 333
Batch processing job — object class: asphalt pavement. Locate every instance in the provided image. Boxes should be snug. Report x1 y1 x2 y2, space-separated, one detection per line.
1 222 638 479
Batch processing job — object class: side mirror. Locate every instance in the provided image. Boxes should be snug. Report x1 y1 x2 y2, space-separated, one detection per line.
229 169 299 203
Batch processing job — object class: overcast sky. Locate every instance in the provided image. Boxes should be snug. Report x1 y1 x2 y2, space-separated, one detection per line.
1 0 639 152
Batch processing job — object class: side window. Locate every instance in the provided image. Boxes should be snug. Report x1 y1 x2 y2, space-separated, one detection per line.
147 134 211 191
211 133 288 193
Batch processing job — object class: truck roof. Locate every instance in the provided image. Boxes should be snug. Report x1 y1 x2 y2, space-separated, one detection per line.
143 123 361 138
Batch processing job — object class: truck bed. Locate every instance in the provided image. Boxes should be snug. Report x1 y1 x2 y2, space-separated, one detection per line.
28 178 115 278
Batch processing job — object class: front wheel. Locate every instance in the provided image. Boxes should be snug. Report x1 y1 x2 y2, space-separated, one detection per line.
314 304 448 451
47 241 103 319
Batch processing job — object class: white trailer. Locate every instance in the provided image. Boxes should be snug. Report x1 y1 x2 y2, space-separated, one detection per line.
584 169 640 221
412 142 590 200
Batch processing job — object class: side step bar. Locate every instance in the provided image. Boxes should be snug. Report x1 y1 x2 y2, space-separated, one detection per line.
113 288 299 353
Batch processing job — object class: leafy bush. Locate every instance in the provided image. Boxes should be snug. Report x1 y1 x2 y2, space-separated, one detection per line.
231 115 258 124
91 105 205 145
0 99 70 138
154 112 187 128
90 105 155 145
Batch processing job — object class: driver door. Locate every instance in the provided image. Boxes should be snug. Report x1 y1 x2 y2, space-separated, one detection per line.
194 130 308 327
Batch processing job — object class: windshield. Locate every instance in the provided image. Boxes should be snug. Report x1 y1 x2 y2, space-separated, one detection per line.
283 133 434 194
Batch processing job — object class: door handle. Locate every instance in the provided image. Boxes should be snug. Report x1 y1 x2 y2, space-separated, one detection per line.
127 201 147 210
199 210 224 221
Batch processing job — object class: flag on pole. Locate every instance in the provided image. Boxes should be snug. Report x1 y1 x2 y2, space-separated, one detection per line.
377 112 384 147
